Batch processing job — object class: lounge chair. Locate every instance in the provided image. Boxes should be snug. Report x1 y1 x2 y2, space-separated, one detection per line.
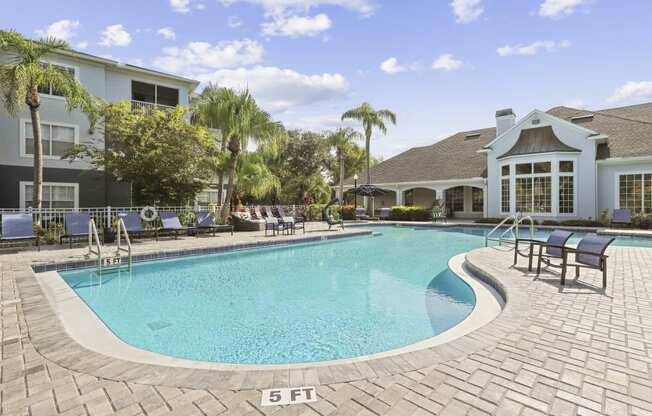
274 206 297 234
264 207 289 235
61 212 90 248
379 208 390 221
119 212 154 239
156 211 195 240
195 212 233 236
514 229 574 271
355 207 367 220
278 206 305 234
1 213 39 251
611 209 632 228
532 232 615 289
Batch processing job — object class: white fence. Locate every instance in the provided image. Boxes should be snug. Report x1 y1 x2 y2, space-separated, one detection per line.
0 204 305 245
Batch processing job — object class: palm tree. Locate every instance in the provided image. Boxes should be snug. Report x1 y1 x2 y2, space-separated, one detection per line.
341 102 396 185
0 30 97 210
192 87 281 221
327 127 362 203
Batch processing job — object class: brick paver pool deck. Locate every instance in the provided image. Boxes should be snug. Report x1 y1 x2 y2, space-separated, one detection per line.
1 224 651 415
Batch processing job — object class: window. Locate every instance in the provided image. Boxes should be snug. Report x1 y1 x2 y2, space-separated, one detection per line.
619 173 652 213
131 81 179 107
472 188 483 212
501 165 510 213
559 161 575 214
37 63 76 97
197 190 220 205
515 162 552 214
448 187 465 212
20 182 78 209
23 120 77 157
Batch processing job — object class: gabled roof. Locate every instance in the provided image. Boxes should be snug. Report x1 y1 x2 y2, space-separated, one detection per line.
498 126 581 159
344 102 652 185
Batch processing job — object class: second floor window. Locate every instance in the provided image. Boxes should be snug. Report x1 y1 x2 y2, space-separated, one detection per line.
24 121 76 157
38 63 76 97
132 81 179 107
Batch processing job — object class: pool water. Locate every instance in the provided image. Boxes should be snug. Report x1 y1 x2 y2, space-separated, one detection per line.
61 226 479 364
60 225 650 365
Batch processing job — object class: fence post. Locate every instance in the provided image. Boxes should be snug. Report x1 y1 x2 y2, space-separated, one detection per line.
106 206 112 230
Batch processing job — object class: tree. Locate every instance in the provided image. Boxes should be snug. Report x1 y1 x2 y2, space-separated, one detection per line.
234 152 280 204
341 102 396 185
191 87 281 221
66 102 220 205
327 127 362 203
0 30 97 210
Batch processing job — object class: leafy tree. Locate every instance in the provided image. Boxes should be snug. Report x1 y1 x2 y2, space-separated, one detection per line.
0 30 97 210
234 152 280 204
191 87 281 221
327 127 362 202
341 102 396 185
66 102 220 205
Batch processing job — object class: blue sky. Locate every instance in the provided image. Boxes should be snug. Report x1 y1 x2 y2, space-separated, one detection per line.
2 0 652 158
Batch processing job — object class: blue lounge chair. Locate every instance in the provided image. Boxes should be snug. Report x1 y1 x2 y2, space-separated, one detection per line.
515 229 574 271
612 209 632 227
61 212 90 248
195 212 233 236
534 232 615 289
157 211 195 240
118 212 154 239
1 213 39 251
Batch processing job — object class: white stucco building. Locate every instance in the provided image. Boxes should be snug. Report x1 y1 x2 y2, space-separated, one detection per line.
344 103 652 221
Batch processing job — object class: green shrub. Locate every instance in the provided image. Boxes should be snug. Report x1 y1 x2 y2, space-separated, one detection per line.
474 217 516 224
389 206 432 221
632 214 652 229
306 204 341 221
341 205 356 220
559 219 603 227
540 220 560 226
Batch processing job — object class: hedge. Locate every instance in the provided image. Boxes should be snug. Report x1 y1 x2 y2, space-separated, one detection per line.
388 206 432 221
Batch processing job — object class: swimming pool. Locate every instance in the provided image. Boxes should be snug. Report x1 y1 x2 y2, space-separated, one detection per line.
58 225 649 365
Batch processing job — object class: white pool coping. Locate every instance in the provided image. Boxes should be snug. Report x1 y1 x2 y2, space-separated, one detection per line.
36 253 503 371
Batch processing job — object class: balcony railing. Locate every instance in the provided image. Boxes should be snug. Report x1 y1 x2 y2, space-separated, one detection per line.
130 100 176 112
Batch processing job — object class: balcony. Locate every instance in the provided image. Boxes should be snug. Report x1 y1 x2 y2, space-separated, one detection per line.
130 100 175 112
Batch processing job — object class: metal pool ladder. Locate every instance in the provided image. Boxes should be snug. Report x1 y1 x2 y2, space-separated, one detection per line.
485 213 535 247
88 218 132 274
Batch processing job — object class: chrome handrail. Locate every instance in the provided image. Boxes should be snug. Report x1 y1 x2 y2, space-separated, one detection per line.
88 219 103 274
116 217 133 271
485 214 517 247
485 213 536 247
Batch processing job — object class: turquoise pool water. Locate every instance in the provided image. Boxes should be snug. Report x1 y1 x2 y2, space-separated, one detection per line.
60 225 650 365
61 226 478 364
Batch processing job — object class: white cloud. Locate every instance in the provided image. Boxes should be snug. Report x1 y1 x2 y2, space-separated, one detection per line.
539 0 590 18
432 54 463 71
380 57 406 74
157 27 176 40
170 0 191 12
219 0 375 17
35 19 80 41
99 24 132 47
76 41 89 49
562 98 587 109
194 66 349 112
497 40 570 56
286 114 354 130
262 13 332 37
450 0 483 23
228 15 243 27
607 81 652 104
153 39 264 73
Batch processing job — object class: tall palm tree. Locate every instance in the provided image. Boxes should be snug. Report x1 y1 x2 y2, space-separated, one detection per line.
0 30 97 210
327 127 362 203
341 102 396 185
192 87 281 221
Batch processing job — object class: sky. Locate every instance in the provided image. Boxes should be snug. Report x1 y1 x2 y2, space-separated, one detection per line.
2 0 652 159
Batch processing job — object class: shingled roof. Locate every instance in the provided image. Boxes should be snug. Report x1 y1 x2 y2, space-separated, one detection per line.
344 102 652 186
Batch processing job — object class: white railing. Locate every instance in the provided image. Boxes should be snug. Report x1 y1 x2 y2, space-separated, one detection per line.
0 205 223 244
130 100 175 112
88 218 103 273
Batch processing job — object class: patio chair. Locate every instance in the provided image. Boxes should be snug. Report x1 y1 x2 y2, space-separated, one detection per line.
61 212 90 248
514 229 574 271
432 206 446 223
118 212 154 239
275 206 297 234
611 209 632 228
195 212 234 236
156 211 195 240
254 206 265 220
264 216 283 236
533 233 615 289
264 207 290 235
379 208 390 221
1 213 39 251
